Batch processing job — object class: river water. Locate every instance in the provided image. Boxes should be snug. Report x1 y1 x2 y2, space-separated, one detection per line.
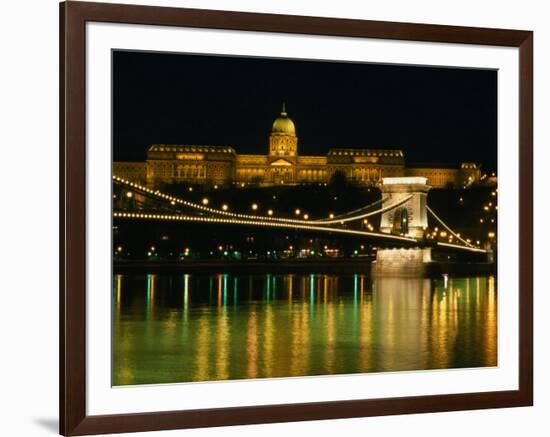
112 272 497 386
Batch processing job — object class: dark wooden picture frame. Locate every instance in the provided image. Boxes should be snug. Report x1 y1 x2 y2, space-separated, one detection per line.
60 1 533 435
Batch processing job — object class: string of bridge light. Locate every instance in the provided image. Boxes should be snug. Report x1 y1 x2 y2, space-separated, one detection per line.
114 176 334 225
436 242 487 254
426 205 475 248
325 195 414 224
113 211 420 243
113 176 411 226
313 197 387 223
112 211 488 254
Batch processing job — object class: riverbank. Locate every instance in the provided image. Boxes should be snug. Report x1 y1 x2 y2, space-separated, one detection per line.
114 257 374 274
114 258 495 276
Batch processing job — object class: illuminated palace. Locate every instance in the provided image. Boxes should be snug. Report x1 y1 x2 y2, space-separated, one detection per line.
114 105 481 189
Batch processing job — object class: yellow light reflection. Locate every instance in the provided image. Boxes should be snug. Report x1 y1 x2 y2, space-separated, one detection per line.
217 274 222 307
359 280 372 372
325 303 336 373
485 276 498 366
246 307 258 379
183 274 189 322
215 308 229 380
116 274 122 306
263 305 274 378
193 314 210 382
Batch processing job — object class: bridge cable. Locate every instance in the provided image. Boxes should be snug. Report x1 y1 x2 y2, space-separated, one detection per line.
113 211 419 243
313 197 388 223
426 205 475 248
319 195 414 224
113 176 320 225
113 176 411 226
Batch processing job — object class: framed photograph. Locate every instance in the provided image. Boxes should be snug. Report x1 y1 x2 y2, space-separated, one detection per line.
60 1 533 435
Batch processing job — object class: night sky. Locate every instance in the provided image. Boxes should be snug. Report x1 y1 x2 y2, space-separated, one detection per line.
113 50 497 169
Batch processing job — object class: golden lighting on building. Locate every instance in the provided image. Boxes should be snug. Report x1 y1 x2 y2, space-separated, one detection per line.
113 105 487 194
201 197 209 205
176 153 204 160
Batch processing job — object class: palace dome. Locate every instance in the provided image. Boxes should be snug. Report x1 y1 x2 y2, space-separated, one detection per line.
271 104 296 136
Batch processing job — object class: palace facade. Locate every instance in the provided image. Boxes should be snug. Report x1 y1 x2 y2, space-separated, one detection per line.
114 106 481 189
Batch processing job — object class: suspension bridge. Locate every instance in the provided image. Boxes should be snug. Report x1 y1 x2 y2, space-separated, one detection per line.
112 175 487 260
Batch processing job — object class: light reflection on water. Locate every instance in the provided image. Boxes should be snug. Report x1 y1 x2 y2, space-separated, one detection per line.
113 273 497 386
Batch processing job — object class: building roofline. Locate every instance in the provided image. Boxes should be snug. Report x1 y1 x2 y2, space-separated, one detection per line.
148 144 236 154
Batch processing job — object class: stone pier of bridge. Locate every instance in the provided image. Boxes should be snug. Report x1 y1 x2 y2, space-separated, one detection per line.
375 177 432 275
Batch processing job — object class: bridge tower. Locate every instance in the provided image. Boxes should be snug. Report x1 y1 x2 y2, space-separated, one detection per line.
379 177 431 239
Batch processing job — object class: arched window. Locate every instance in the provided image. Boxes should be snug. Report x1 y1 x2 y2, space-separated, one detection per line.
393 208 409 234
400 208 409 234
